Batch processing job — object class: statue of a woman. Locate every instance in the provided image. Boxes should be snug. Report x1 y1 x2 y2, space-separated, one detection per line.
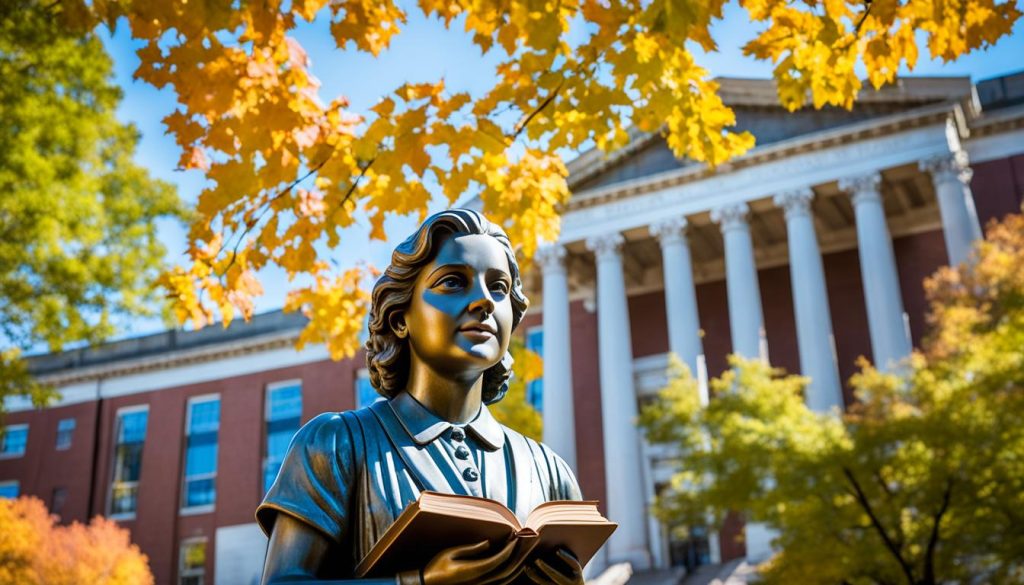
257 209 584 585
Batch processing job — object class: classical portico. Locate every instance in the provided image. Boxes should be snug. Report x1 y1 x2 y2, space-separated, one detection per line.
527 75 1020 571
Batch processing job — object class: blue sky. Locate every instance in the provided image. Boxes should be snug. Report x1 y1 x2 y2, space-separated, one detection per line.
100 6 1024 336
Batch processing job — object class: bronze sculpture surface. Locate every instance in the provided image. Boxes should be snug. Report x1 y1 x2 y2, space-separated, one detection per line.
257 209 585 584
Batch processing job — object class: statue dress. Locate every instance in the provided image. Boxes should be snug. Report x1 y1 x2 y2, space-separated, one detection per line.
256 391 581 580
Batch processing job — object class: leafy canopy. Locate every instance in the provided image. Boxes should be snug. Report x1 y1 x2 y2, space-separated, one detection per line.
489 337 544 441
0 496 155 585
47 0 1019 358
0 2 183 404
638 213 1024 585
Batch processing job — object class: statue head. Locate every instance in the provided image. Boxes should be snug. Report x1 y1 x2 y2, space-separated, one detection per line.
366 209 529 405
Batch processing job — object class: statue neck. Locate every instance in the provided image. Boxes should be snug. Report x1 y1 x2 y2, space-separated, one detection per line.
404 357 484 424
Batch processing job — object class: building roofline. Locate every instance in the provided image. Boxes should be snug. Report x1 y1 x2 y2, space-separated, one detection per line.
565 99 966 213
565 75 976 191
28 309 309 380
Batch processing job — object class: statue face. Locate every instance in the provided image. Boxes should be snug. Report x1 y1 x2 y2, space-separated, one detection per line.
398 233 514 378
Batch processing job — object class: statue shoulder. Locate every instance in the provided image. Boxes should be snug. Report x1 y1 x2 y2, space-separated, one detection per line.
256 410 370 541
291 410 370 470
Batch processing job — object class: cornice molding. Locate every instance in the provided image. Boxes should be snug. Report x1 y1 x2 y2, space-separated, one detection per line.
566 102 959 214
36 329 307 387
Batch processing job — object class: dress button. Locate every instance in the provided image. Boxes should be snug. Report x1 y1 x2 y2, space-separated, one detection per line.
455 445 470 460
450 427 465 441
462 468 479 482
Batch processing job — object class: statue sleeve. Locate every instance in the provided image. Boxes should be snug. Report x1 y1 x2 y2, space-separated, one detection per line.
256 412 358 543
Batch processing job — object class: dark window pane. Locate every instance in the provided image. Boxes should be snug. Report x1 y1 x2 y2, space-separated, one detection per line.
109 409 147 516
1 425 28 456
183 399 219 509
267 384 302 420
55 418 75 450
185 478 216 508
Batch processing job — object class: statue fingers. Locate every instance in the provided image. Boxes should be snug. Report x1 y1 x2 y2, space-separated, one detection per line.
447 539 492 560
532 557 575 585
455 538 518 580
555 549 583 581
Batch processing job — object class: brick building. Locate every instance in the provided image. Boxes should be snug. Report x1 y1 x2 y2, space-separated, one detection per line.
2 72 1023 584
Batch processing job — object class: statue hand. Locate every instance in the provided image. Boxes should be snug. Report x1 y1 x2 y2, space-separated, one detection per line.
410 539 518 585
522 548 584 585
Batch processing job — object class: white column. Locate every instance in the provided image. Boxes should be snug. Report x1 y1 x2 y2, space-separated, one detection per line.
773 189 844 412
650 217 704 376
649 217 719 566
710 202 766 361
920 151 983 266
535 244 577 471
839 174 912 371
710 202 773 563
585 232 651 571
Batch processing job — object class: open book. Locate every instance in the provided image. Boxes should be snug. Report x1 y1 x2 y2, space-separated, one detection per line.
354 491 617 578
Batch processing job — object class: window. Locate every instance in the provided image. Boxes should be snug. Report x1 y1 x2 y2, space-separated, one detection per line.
525 327 544 412
179 537 207 585
55 418 75 450
182 396 220 511
0 481 18 498
1 424 28 458
264 381 302 494
109 407 148 518
355 369 382 409
51 487 68 515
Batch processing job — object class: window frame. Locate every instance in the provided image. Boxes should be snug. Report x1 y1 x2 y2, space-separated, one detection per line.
51 486 68 515
178 536 208 585
106 404 149 520
55 417 76 451
180 393 220 515
0 423 29 459
0 480 19 499
262 379 302 495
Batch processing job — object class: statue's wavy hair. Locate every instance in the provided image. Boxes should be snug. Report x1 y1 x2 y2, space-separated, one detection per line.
365 209 529 405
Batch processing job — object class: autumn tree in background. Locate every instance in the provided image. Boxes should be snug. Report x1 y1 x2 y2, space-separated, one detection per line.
0 496 154 585
638 213 1024 584
0 2 184 406
490 337 544 441
35 0 1018 360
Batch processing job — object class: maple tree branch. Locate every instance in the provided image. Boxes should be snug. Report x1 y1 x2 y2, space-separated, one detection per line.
922 478 954 585
836 0 875 51
842 467 917 585
508 59 591 143
852 0 874 37
510 77 566 142
217 155 332 278
340 156 377 206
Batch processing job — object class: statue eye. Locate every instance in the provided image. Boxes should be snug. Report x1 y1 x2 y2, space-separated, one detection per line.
490 280 510 295
436 274 465 290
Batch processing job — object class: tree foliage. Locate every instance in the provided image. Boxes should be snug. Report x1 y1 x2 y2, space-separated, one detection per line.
638 213 1024 584
40 0 1020 358
489 337 544 441
0 496 155 585
0 1 183 404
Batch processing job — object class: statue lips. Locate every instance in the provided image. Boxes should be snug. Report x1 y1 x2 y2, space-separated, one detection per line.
458 320 497 342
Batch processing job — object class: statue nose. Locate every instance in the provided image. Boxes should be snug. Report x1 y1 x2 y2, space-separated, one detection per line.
468 295 495 317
